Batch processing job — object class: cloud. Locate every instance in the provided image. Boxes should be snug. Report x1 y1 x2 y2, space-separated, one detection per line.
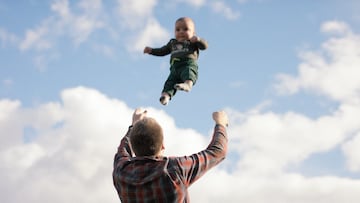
0 86 208 203
2 78 14 87
92 43 115 57
321 20 352 35
342 132 360 172
210 1 241 20
19 25 52 51
13 0 246 69
228 100 360 174
115 0 157 30
0 27 19 48
16 0 107 70
19 0 106 51
129 18 170 53
1 85 360 202
114 0 170 53
50 0 105 45
274 21 360 104
174 0 206 7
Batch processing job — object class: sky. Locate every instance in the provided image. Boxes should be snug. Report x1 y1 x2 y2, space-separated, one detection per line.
1 0 360 202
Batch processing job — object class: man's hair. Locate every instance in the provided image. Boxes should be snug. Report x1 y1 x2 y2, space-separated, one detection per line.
130 117 164 156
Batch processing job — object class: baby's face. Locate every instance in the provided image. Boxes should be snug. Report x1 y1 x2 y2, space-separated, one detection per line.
174 19 195 42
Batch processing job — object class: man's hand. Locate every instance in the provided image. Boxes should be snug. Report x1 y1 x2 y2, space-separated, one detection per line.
132 108 148 125
212 111 229 127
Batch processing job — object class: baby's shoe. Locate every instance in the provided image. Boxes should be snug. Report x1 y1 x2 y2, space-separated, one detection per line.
159 94 170 105
174 83 191 92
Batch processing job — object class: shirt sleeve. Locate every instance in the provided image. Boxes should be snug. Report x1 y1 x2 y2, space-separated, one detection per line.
196 38 208 50
173 124 228 186
113 126 133 168
149 40 172 56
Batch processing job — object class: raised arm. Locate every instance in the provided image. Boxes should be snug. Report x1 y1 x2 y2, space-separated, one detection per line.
113 108 148 167
173 110 229 186
190 36 208 50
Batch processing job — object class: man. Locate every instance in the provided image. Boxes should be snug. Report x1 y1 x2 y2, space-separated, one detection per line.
113 108 228 202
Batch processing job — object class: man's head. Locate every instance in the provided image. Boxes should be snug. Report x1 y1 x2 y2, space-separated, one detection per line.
130 117 164 157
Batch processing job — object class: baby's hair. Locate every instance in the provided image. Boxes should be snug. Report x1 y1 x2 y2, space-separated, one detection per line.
176 17 194 23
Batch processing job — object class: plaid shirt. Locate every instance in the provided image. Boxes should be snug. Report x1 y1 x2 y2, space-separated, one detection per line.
113 124 228 203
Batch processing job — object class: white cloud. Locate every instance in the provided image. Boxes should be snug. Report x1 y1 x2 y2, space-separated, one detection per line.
229 80 245 88
33 53 60 72
0 86 207 202
20 25 52 51
1 85 360 203
20 0 106 51
0 27 19 48
175 0 206 7
114 0 170 53
92 43 115 57
2 78 13 87
275 21 360 103
129 18 170 53
210 1 241 20
226 101 360 175
116 0 157 30
51 0 105 45
191 172 360 203
321 20 352 35
342 132 360 172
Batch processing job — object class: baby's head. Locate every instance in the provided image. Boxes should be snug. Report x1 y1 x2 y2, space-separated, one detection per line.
174 17 195 42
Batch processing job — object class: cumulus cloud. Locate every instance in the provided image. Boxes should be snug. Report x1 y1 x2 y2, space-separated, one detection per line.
20 25 52 51
3 1 360 201
210 1 241 20
50 0 105 45
115 0 157 30
175 0 206 7
274 21 360 104
342 132 360 172
0 86 209 203
273 21 360 176
129 18 170 53
2 78 14 87
320 20 352 35
20 0 105 51
0 27 19 48
114 0 170 53
16 0 107 71
13 0 246 69
1 84 360 202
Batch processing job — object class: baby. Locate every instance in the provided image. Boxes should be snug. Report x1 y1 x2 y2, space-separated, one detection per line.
144 17 208 105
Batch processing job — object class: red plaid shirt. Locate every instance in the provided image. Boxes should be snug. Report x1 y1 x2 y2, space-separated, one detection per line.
113 124 228 203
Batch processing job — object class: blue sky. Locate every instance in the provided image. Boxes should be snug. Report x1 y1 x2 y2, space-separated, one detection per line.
1 0 360 202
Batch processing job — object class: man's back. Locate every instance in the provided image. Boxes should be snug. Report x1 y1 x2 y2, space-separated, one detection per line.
113 156 187 202
113 109 228 203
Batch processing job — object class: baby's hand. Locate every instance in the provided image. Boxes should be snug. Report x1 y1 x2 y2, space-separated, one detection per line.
143 47 152 54
190 36 200 43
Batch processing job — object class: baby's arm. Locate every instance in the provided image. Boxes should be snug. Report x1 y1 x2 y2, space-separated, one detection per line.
190 36 200 43
190 36 208 50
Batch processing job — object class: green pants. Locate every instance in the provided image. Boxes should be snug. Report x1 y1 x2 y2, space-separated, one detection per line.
162 59 198 98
